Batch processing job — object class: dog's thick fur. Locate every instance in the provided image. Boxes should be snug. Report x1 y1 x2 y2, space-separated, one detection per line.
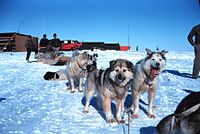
131 48 168 118
43 53 98 82
83 59 135 123
157 92 200 134
66 52 94 93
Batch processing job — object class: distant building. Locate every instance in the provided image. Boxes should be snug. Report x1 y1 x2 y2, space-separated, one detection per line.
0 32 38 52
79 42 120 51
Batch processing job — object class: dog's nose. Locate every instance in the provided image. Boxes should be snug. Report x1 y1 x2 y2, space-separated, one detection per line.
156 62 160 67
117 74 124 81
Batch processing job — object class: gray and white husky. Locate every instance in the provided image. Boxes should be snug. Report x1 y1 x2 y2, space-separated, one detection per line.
131 48 168 118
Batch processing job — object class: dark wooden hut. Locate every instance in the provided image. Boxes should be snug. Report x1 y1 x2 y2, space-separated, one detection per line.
0 32 38 52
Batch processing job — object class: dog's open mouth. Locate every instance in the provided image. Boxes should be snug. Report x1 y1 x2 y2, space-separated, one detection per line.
151 67 160 77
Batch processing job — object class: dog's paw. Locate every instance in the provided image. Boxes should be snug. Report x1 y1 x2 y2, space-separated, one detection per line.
116 119 125 124
152 105 157 110
148 114 156 119
133 114 139 119
78 90 83 93
107 118 116 123
83 110 89 113
70 90 75 93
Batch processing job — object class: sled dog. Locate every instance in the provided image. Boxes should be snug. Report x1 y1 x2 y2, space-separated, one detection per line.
157 92 200 134
66 52 96 93
83 59 135 123
131 48 168 118
43 53 98 82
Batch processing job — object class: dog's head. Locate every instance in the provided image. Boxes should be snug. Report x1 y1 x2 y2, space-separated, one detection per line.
85 53 98 72
75 52 91 67
109 59 135 87
145 48 168 77
86 61 97 72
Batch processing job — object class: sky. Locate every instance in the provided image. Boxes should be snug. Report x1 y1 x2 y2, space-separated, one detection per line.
0 0 200 51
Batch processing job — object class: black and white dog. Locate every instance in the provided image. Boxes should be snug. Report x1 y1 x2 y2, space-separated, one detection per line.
157 92 200 134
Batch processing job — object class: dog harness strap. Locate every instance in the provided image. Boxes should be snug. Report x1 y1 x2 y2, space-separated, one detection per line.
170 115 177 133
77 62 85 70
180 103 200 116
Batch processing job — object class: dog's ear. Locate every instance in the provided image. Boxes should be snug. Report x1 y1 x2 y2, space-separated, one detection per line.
145 48 153 56
110 60 117 68
126 61 134 71
160 50 168 56
95 54 98 57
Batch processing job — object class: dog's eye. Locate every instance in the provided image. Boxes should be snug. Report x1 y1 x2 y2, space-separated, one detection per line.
115 69 119 72
152 59 155 61
159 59 162 61
123 69 127 72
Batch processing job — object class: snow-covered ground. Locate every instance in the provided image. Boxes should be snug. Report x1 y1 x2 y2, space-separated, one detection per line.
0 50 199 134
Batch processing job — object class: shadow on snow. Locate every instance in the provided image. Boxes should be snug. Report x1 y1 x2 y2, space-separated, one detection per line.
0 98 6 102
163 69 200 79
81 94 153 123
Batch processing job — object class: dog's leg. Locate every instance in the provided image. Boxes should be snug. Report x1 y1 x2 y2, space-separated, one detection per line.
116 98 124 123
147 88 156 118
133 90 141 118
70 77 75 93
97 96 103 110
78 78 83 92
104 96 115 123
83 88 95 113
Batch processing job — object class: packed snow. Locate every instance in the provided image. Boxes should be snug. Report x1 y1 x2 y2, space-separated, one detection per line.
0 50 199 134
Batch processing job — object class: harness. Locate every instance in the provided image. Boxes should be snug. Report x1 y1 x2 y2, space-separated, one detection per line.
77 61 87 72
73 59 87 76
107 77 130 100
170 103 200 133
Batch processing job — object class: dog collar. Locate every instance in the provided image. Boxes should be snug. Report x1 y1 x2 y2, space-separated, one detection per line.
77 61 87 71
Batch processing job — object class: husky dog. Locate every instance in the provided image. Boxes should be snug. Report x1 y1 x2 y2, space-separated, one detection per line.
66 52 96 93
131 48 168 118
43 53 98 81
83 59 135 123
157 92 200 134
44 69 67 81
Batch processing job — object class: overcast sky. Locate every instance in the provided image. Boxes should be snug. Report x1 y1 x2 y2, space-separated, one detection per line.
0 0 200 51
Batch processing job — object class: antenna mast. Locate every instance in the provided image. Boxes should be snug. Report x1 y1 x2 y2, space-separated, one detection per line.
128 21 130 50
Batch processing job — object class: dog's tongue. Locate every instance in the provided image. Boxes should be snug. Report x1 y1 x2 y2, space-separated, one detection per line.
151 69 158 77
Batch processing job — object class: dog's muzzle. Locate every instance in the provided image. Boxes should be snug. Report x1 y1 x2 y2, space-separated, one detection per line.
117 73 126 82
151 63 161 77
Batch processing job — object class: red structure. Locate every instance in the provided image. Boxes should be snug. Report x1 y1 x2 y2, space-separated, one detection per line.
61 40 130 51
61 40 82 51
120 46 130 51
